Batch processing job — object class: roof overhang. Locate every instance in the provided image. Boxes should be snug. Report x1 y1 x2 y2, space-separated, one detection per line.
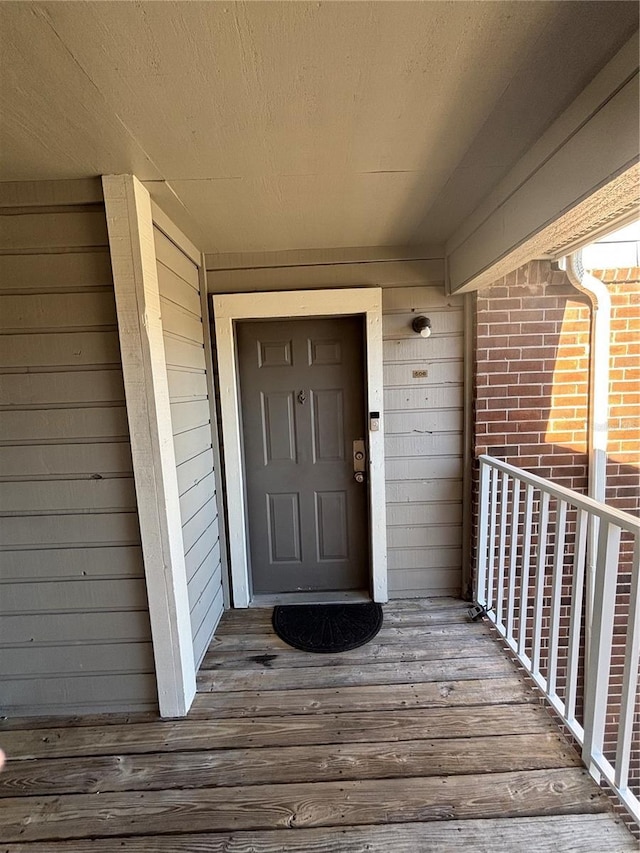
446 34 640 294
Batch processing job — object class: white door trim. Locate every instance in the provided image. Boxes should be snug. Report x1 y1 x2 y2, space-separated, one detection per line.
213 288 387 607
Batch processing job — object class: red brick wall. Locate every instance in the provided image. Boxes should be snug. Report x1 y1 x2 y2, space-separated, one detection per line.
474 261 590 487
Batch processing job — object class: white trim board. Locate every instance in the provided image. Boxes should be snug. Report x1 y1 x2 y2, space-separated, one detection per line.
103 174 196 718
212 288 388 608
199 264 231 612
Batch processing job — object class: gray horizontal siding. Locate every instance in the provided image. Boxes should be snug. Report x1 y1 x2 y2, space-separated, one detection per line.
154 225 223 668
0 200 156 716
382 286 463 597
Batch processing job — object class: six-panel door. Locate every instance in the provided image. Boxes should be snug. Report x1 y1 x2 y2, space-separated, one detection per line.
237 316 369 594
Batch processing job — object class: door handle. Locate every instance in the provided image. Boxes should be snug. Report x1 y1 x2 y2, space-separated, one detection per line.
354 472 365 483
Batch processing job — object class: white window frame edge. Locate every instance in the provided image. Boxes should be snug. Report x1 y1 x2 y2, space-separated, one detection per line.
103 174 196 717
212 287 388 607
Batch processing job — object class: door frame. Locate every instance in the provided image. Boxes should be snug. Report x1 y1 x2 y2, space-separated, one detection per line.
213 288 387 607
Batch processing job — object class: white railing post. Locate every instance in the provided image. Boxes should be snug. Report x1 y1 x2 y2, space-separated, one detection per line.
547 500 568 701
518 484 535 660
531 491 550 681
582 520 620 781
496 472 509 631
614 536 640 795
565 508 588 725
476 459 491 606
487 466 499 609
506 478 521 641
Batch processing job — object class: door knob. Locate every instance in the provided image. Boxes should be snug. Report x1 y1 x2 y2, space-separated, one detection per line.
354 472 364 483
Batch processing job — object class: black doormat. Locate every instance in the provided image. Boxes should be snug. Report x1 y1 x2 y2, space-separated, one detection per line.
272 602 383 653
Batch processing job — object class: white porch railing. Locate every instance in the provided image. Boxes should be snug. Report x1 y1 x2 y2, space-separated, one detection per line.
476 454 640 825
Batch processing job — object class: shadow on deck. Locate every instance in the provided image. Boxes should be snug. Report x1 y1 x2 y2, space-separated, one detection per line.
0 598 635 851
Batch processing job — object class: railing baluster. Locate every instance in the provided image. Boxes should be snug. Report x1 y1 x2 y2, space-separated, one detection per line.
565 508 588 727
532 491 550 680
506 478 521 643
518 484 534 659
495 472 509 632
547 499 567 701
487 465 499 610
476 458 491 607
476 455 640 824
614 534 640 793
582 520 621 780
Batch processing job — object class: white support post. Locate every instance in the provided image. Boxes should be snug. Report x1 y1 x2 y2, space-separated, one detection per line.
102 175 196 718
582 520 621 779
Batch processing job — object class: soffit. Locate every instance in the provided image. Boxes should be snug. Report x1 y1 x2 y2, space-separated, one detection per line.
0 1 637 252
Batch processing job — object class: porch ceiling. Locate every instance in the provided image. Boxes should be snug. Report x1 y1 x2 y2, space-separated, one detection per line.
0 1 638 253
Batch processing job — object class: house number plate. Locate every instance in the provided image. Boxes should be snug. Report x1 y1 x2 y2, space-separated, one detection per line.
412 370 428 378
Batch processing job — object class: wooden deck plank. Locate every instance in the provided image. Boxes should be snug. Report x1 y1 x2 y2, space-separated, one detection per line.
200 634 499 670
2 814 634 853
227 597 466 616
0 733 580 797
189 676 535 718
375 597 465 610
215 608 469 634
196 656 516 692
0 710 159 733
0 769 611 842
1 704 556 760
207 622 495 651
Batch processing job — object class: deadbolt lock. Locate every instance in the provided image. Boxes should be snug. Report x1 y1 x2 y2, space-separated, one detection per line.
353 439 366 473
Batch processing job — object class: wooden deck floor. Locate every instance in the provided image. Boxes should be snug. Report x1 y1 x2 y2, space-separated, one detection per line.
0 598 635 851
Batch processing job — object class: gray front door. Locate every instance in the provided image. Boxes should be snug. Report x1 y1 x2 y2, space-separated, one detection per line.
237 316 369 595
